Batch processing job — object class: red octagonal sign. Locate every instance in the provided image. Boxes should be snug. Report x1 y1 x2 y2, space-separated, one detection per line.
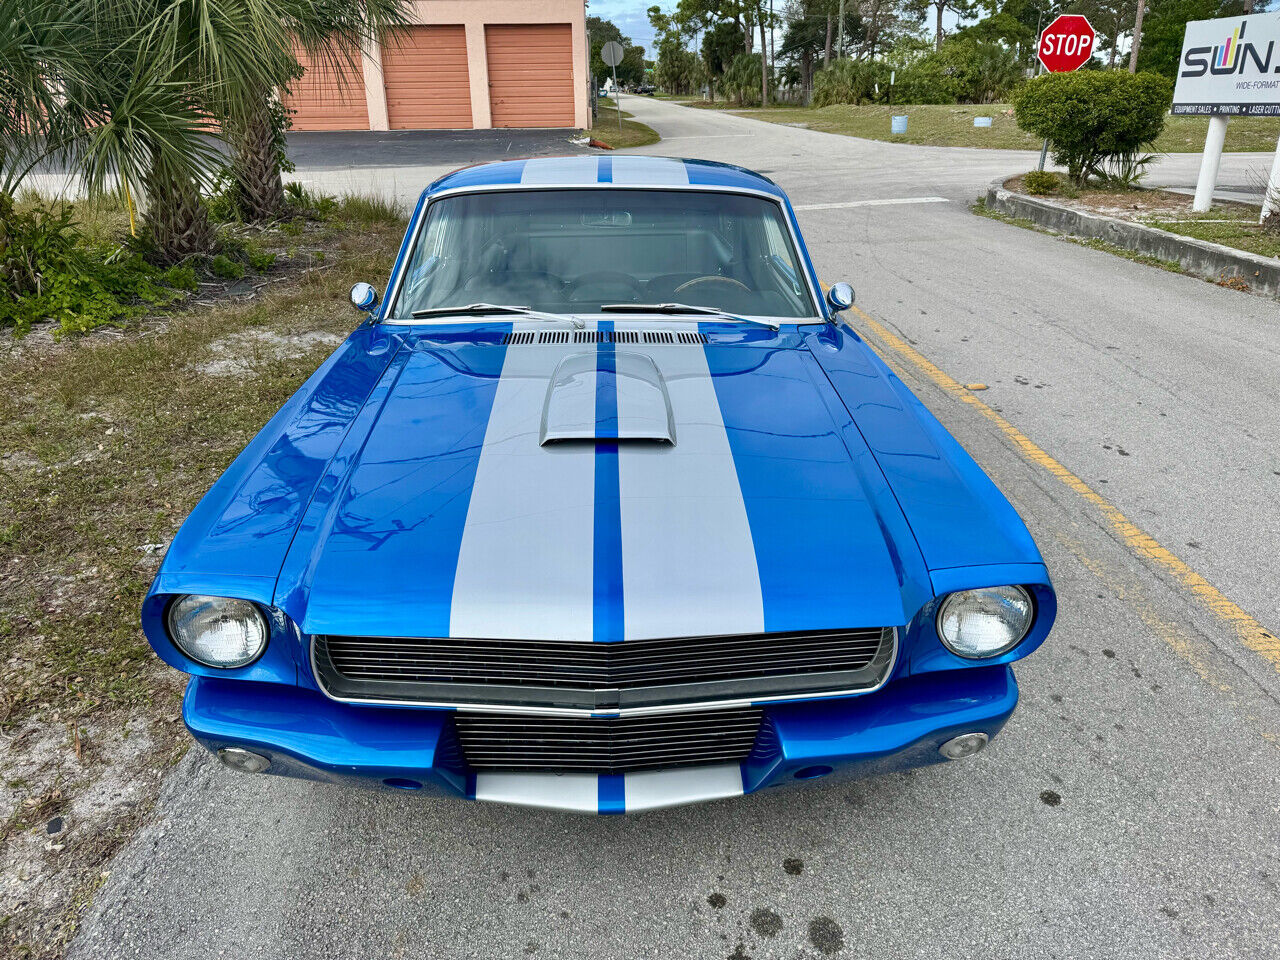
1037 14 1095 73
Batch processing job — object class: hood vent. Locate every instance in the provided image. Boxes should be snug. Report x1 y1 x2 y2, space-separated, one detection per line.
502 330 708 346
541 351 676 445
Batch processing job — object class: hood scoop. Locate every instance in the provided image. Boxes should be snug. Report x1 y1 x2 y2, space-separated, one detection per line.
541 351 675 445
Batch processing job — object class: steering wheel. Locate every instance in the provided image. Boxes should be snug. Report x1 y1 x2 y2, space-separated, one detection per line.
674 275 751 296
568 271 645 299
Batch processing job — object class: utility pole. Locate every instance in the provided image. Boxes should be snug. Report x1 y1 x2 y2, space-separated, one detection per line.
760 6 769 106
1128 0 1146 73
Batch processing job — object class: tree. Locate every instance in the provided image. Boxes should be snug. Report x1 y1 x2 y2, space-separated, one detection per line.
779 1 862 93
1 0 258 261
703 18 747 75
905 0 982 49
1067 0 1140 68
234 0 410 222
588 15 646 87
1134 0 1246 78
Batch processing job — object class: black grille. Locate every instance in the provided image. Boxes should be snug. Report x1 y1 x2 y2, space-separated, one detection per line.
314 628 894 712
453 708 763 773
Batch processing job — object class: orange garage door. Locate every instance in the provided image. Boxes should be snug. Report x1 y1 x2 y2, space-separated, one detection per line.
283 45 369 131
485 24 575 128
381 25 472 129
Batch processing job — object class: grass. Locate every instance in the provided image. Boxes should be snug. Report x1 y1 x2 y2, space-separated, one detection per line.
1002 173 1280 261
708 102 1280 153
0 216 402 732
0 198 405 959
1142 212 1280 259
586 99 660 150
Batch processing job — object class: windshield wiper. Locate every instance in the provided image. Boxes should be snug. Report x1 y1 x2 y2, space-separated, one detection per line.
409 303 584 328
600 302 780 330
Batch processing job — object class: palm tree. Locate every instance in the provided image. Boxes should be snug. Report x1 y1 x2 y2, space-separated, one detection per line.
2 0 408 257
0 0 222 259
229 0 410 221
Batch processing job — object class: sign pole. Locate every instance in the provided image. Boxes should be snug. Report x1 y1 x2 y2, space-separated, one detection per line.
613 63 621 135
1193 115 1229 213
600 41 625 136
1261 132 1280 225
1035 15 1096 172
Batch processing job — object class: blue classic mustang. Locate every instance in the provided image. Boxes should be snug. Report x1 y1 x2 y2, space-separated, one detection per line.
144 156 1055 814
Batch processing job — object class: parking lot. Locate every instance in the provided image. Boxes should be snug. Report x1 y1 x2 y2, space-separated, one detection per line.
67 96 1280 960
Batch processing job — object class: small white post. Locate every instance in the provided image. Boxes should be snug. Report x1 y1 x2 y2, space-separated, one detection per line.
1193 115 1229 213
1260 132 1280 226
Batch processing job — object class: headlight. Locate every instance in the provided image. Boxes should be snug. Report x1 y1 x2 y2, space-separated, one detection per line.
166 595 268 668
936 586 1034 659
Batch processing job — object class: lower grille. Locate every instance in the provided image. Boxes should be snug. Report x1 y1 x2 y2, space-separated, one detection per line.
454 708 763 773
314 627 895 712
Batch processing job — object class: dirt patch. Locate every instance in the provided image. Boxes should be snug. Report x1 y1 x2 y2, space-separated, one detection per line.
197 328 345 378
1002 176 1261 220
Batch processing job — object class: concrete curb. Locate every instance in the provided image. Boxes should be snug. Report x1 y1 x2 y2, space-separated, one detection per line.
985 179 1280 299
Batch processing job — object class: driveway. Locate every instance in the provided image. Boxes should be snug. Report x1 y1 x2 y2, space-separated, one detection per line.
69 96 1280 960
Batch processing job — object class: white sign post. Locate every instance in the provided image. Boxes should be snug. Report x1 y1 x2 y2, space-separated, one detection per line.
600 41 625 137
1172 13 1280 218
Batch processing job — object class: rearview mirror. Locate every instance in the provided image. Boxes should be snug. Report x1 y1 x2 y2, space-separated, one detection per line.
826 282 854 313
350 282 379 313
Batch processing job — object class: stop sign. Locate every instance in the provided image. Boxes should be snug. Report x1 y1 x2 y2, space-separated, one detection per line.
1037 14 1095 73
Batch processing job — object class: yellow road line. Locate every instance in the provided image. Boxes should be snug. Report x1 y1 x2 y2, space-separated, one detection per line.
847 302 1280 671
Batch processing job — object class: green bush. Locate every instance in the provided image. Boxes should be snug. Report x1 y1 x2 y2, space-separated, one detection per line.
892 39 1023 105
0 196 185 335
284 181 338 219
1013 71 1173 185
893 62 962 105
208 254 245 280
1021 170 1060 195
813 58 888 107
163 264 200 290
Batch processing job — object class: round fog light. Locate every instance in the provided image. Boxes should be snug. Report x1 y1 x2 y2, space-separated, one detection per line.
217 747 271 773
939 733 989 760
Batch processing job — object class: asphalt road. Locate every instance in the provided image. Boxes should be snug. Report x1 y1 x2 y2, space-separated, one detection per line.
69 97 1280 960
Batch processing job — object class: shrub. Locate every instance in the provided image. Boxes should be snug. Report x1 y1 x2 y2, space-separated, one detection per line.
1013 71 1172 185
208 254 245 280
163 264 200 290
812 58 888 107
1022 170 1060 195
284 181 338 219
893 62 962 105
0 196 185 335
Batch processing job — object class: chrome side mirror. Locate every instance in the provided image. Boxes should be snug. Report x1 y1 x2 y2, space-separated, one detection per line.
350 282 379 312
826 282 854 313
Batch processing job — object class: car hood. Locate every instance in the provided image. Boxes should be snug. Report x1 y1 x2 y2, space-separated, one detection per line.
274 326 934 640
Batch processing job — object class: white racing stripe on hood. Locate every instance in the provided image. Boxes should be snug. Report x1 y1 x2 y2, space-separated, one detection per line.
618 345 764 640
450 340 596 641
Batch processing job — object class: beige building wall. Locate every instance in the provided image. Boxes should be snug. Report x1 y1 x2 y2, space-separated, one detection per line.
358 0 588 131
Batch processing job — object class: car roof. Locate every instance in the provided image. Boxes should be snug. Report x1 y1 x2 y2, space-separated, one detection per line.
424 155 787 201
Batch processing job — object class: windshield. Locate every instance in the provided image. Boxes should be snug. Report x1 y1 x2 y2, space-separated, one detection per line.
389 189 819 320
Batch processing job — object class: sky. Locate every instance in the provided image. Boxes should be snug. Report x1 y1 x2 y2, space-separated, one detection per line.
585 1 960 61
588 0 659 55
